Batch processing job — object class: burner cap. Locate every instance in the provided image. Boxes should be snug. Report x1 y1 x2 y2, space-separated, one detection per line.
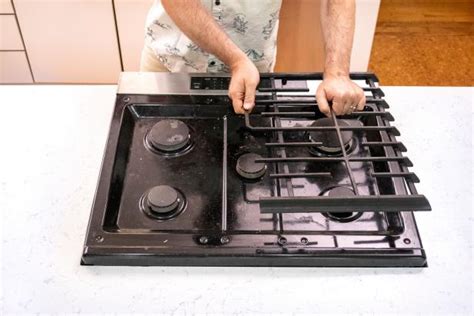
327 186 355 198
147 185 179 214
308 118 353 154
236 153 267 180
148 119 190 152
323 186 362 222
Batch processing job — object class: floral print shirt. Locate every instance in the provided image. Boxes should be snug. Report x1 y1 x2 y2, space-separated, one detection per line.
145 0 282 72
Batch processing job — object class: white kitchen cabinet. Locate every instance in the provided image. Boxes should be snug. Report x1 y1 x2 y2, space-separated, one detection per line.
0 15 23 50
0 51 32 83
0 0 14 13
351 0 381 72
14 0 121 83
114 0 154 71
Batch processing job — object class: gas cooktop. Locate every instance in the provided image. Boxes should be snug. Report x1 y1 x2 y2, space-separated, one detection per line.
81 72 431 267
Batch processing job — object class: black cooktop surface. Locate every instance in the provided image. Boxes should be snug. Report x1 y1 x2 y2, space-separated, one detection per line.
82 73 431 267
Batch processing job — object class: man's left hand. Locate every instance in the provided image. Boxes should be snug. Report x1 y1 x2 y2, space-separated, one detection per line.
316 74 366 116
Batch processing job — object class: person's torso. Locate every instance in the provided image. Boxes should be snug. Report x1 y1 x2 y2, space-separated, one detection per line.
145 0 282 72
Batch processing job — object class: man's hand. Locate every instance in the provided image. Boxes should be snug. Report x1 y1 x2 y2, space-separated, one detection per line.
316 74 366 116
228 57 260 114
319 0 364 116
162 0 260 114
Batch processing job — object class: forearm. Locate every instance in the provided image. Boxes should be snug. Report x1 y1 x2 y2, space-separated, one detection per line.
161 0 246 68
320 0 355 77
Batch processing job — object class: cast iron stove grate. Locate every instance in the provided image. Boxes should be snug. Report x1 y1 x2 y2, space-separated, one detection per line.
246 73 431 215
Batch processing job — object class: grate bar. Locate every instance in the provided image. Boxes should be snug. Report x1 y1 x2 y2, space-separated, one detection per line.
361 141 407 152
245 115 400 135
259 72 379 81
269 172 332 178
260 111 394 121
371 172 420 183
265 141 323 147
258 87 310 93
259 195 431 213
330 110 360 195
255 98 389 108
256 156 413 167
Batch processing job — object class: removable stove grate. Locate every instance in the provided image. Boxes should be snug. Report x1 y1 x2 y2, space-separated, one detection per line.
246 73 431 214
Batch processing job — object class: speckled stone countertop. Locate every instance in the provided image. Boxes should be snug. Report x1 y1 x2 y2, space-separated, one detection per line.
1 85 472 315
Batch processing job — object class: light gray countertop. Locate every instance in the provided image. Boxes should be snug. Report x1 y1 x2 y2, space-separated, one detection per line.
1 85 472 315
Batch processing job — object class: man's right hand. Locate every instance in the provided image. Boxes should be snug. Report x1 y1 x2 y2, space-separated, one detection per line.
228 57 260 114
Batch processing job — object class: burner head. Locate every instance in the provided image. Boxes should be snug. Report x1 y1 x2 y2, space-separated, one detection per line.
142 185 187 220
236 153 267 180
148 119 190 152
147 185 179 214
323 186 362 222
308 118 353 154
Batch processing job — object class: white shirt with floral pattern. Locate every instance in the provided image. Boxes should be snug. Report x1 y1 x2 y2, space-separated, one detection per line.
145 0 282 73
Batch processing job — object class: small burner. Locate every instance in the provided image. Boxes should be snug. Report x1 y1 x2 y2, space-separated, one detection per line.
236 153 267 180
147 185 179 213
322 186 362 222
146 119 193 156
308 118 353 155
141 185 186 220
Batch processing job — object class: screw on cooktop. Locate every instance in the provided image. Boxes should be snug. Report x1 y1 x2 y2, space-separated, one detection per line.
220 236 230 244
301 237 309 245
95 235 104 243
403 238 411 244
278 236 287 246
122 97 130 102
199 236 209 244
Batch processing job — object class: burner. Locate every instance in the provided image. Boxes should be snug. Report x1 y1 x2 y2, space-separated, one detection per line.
308 118 353 155
141 185 186 220
322 186 362 222
236 153 267 180
146 119 193 156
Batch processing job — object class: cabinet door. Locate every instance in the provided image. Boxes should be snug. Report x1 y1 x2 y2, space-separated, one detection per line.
275 0 380 72
114 0 154 71
0 52 33 83
14 0 121 83
0 0 14 13
0 15 24 50
351 0 381 71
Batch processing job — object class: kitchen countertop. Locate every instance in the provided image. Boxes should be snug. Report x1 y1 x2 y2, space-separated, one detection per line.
0 84 472 315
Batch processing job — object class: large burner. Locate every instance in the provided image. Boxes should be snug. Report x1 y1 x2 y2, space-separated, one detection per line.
141 185 186 220
308 118 353 155
236 153 267 180
146 119 192 155
322 186 362 222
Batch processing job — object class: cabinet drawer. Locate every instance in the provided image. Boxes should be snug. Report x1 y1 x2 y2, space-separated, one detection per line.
0 51 32 83
0 15 23 50
14 0 121 83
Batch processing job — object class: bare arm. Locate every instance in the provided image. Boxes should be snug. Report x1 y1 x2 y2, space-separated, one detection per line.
162 0 259 114
316 0 365 116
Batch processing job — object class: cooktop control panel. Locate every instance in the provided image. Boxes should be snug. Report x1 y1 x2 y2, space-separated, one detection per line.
190 76 273 90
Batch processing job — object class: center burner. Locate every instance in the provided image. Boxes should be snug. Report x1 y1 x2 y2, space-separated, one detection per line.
308 118 354 156
140 185 187 220
322 186 362 222
145 119 193 156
